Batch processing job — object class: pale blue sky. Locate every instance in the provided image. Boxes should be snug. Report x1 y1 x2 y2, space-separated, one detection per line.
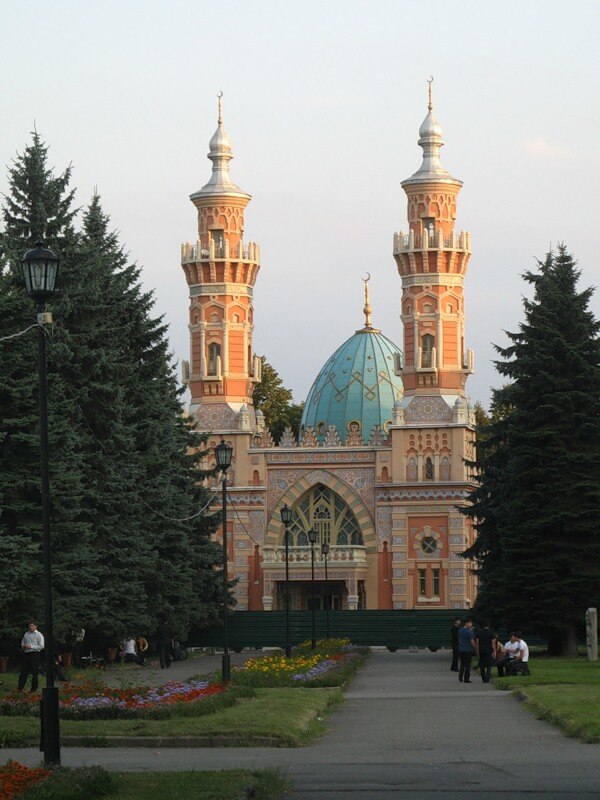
2 0 599 406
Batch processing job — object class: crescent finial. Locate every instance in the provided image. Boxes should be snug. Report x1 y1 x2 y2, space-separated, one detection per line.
362 272 371 283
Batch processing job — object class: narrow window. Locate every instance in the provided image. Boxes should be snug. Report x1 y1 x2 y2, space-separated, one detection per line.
425 457 434 481
432 569 440 597
419 569 427 597
211 230 224 256
208 342 221 375
422 334 435 368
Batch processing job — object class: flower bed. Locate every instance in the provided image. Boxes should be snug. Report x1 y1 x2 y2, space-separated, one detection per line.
0 679 226 721
0 761 49 800
230 638 368 688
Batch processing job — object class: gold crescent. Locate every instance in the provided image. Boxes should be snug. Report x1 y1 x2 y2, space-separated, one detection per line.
362 272 371 282
217 90 223 98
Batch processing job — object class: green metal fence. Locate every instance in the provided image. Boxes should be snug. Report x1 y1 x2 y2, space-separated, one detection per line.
188 610 497 651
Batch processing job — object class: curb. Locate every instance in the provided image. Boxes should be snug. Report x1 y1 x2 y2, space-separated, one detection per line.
59 735 291 748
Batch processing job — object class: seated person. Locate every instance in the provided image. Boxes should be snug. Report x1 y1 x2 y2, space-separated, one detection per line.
135 635 149 666
499 632 520 675
120 637 138 664
508 632 530 676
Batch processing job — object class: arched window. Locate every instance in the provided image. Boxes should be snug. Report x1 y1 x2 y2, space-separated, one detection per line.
441 457 451 481
425 457 434 481
252 470 260 486
381 466 389 482
283 484 363 547
422 334 435 368
407 457 417 481
208 342 221 375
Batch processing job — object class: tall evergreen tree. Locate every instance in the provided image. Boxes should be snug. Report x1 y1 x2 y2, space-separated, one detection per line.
1 136 222 645
464 247 600 653
0 133 95 640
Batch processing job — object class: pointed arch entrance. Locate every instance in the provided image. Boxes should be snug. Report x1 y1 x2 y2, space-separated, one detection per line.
263 470 375 611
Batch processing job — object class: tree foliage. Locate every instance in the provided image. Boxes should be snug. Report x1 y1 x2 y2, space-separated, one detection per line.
252 356 304 442
0 134 222 646
463 247 600 653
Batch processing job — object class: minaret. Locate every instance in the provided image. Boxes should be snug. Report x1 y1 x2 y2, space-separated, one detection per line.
181 94 262 427
393 79 473 398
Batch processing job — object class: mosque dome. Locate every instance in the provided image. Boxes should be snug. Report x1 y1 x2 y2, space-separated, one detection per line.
300 328 404 445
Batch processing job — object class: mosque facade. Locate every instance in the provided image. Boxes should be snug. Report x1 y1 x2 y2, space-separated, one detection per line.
181 87 478 612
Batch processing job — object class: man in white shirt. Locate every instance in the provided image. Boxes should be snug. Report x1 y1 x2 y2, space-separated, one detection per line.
17 621 45 692
120 637 138 664
509 632 530 676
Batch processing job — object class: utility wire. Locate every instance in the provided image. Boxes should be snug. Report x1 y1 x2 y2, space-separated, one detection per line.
226 489 264 547
0 322 43 342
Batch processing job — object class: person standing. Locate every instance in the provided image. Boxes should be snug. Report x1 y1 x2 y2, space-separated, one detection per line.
17 621 44 692
474 620 497 683
450 617 461 671
155 617 174 669
457 618 477 683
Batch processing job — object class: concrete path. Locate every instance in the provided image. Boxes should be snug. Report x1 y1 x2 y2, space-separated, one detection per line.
3 650 600 798
100 650 255 688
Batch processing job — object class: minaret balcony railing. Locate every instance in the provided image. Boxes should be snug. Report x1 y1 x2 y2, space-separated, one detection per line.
393 229 471 254
181 240 260 266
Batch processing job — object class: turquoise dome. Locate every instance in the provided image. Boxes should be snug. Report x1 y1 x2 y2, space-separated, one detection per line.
300 329 404 444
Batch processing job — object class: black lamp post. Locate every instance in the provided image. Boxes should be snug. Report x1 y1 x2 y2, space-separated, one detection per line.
321 542 330 639
308 528 318 648
214 437 233 681
21 241 60 766
281 504 293 657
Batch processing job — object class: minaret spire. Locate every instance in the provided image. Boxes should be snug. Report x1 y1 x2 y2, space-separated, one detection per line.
363 273 373 329
217 90 223 125
428 75 433 112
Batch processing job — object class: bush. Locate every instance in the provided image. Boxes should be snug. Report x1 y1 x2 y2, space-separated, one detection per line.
19 766 115 800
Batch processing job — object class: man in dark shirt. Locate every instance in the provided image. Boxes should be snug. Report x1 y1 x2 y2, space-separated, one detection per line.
155 618 174 669
457 618 477 683
474 620 497 683
450 617 461 672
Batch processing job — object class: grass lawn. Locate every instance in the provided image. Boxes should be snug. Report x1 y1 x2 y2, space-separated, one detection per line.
0 687 342 747
114 770 289 800
492 657 600 743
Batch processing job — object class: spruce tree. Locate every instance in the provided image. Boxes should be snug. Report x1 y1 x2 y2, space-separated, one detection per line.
0 133 95 640
465 247 600 653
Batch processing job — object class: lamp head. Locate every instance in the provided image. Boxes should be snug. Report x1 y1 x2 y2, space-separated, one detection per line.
308 528 318 545
281 503 292 525
21 241 59 302
321 543 330 556
214 438 233 472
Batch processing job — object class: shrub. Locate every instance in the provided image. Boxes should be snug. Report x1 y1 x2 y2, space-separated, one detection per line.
19 766 115 799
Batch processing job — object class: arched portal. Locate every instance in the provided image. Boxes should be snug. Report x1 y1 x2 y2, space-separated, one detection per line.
285 484 364 547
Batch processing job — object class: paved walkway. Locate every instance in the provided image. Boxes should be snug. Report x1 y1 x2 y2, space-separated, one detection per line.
4 650 600 798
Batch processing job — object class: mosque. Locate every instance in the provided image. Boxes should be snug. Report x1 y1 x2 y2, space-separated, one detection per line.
180 84 478 612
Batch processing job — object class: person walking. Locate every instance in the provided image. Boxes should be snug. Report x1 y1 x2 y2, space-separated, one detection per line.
17 621 44 692
450 617 461 671
474 620 497 683
457 617 477 683
155 617 174 669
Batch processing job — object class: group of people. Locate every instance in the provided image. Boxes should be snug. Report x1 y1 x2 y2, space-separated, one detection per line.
15 616 178 692
450 617 530 683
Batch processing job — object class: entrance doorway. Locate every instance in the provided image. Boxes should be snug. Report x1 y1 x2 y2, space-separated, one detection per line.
276 580 347 611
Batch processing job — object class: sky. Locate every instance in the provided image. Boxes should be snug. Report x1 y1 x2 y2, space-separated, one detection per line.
1 0 599 407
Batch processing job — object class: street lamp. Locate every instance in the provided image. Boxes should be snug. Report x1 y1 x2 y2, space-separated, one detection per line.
214 438 233 681
321 542 330 639
21 241 60 766
308 528 318 649
280 504 293 657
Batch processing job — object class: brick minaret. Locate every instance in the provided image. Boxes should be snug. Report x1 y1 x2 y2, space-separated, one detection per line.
393 79 473 398
181 94 262 428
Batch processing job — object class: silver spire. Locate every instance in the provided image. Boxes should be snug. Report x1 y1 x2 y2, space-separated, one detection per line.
190 92 250 200
403 77 460 186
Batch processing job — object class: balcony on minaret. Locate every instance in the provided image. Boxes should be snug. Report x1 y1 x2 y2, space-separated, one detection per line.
181 239 261 267
393 229 471 254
